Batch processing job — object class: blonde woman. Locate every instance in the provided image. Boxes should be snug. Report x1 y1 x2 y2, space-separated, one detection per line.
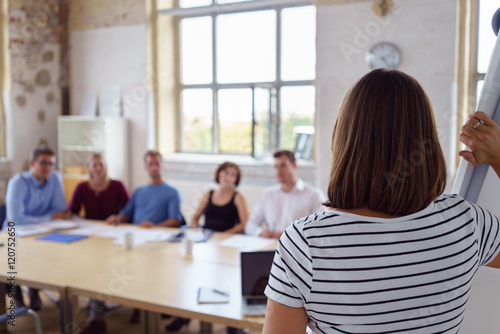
68 153 129 220
67 153 130 334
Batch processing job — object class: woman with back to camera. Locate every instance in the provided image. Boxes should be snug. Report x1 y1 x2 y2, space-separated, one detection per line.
68 153 130 334
262 69 500 334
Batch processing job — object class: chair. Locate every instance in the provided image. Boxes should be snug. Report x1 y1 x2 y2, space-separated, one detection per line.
179 213 187 226
0 204 6 230
0 306 42 334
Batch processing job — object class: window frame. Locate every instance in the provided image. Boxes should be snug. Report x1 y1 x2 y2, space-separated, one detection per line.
472 0 486 104
159 0 315 156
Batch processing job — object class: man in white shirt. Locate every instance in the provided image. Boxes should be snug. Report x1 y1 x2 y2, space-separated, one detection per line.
244 150 326 238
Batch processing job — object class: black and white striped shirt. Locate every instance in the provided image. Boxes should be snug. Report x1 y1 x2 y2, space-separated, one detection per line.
265 194 500 334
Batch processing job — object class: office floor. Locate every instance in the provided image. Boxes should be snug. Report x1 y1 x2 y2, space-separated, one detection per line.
5 291 258 334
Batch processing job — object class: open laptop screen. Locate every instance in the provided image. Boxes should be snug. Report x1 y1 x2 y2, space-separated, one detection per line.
241 250 276 296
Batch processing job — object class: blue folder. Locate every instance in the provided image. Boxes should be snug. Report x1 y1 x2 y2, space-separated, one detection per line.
36 233 87 243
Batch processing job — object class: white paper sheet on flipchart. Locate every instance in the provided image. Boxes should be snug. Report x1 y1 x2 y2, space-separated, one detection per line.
15 224 52 237
112 229 173 246
66 224 113 236
218 234 275 251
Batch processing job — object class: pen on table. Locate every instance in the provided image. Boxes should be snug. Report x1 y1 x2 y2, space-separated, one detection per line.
212 289 229 296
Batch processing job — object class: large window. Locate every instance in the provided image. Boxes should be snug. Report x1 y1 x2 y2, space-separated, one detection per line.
474 0 498 103
166 0 316 157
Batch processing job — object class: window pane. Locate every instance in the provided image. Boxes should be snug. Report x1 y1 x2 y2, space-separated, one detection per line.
182 89 213 152
180 17 213 84
218 89 252 153
254 87 273 157
281 6 316 81
280 86 315 151
477 0 498 73
217 11 276 83
179 0 212 8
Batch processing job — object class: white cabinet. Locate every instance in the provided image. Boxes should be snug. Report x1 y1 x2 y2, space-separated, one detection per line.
57 116 129 201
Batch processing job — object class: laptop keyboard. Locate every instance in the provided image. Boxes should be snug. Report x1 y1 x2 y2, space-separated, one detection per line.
247 298 267 305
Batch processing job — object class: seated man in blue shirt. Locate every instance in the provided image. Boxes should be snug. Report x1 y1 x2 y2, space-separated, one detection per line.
106 150 182 227
5 146 70 310
105 150 182 325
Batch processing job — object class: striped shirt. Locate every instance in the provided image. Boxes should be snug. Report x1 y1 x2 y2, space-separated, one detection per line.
264 194 500 334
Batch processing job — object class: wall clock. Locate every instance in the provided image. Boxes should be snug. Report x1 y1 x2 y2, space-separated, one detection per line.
365 42 401 69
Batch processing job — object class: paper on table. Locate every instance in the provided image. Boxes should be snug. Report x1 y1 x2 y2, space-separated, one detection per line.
66 224 112 236
98 227 137 238
15 224 52 237
95 227 172 246
197 286 230 304
218 234 275 251
185 229 206 242
40 219 81 230
110 229 173 246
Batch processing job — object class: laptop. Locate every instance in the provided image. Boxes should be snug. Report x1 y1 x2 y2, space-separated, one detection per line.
240 250 276 316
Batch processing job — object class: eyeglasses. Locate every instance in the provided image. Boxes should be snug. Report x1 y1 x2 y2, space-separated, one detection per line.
221 170 238 177
35 160 54 167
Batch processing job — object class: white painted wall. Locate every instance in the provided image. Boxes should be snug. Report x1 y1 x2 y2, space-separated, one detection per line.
70 24 150 190
315 0 458 193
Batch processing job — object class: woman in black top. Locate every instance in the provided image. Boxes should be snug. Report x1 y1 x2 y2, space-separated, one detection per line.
192 161 249 233
167 162 250 333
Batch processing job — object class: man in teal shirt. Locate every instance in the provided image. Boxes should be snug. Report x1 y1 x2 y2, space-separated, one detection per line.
5 146 70 310
106 150 182 227
104 150 182 327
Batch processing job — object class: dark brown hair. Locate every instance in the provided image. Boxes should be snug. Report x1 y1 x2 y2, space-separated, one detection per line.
214 161 241 187
30 146 55 161
143 150 162 162
325 69 447 215
273 150 295 164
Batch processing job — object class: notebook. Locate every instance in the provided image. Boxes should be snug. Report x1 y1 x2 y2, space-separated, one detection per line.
36 233 88 243
240 250 275 316
197 286 230 304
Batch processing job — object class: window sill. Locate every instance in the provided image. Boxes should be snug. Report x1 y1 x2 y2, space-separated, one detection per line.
163 153 317 185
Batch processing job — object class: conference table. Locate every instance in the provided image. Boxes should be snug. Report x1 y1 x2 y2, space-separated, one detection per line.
0 222 276 334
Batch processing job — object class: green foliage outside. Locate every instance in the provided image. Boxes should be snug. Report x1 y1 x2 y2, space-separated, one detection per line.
183 116 314 153
220 122 252 153
281 116 314 150
183 119 212 152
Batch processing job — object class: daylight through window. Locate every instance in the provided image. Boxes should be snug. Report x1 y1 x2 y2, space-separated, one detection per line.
165 0 316 157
